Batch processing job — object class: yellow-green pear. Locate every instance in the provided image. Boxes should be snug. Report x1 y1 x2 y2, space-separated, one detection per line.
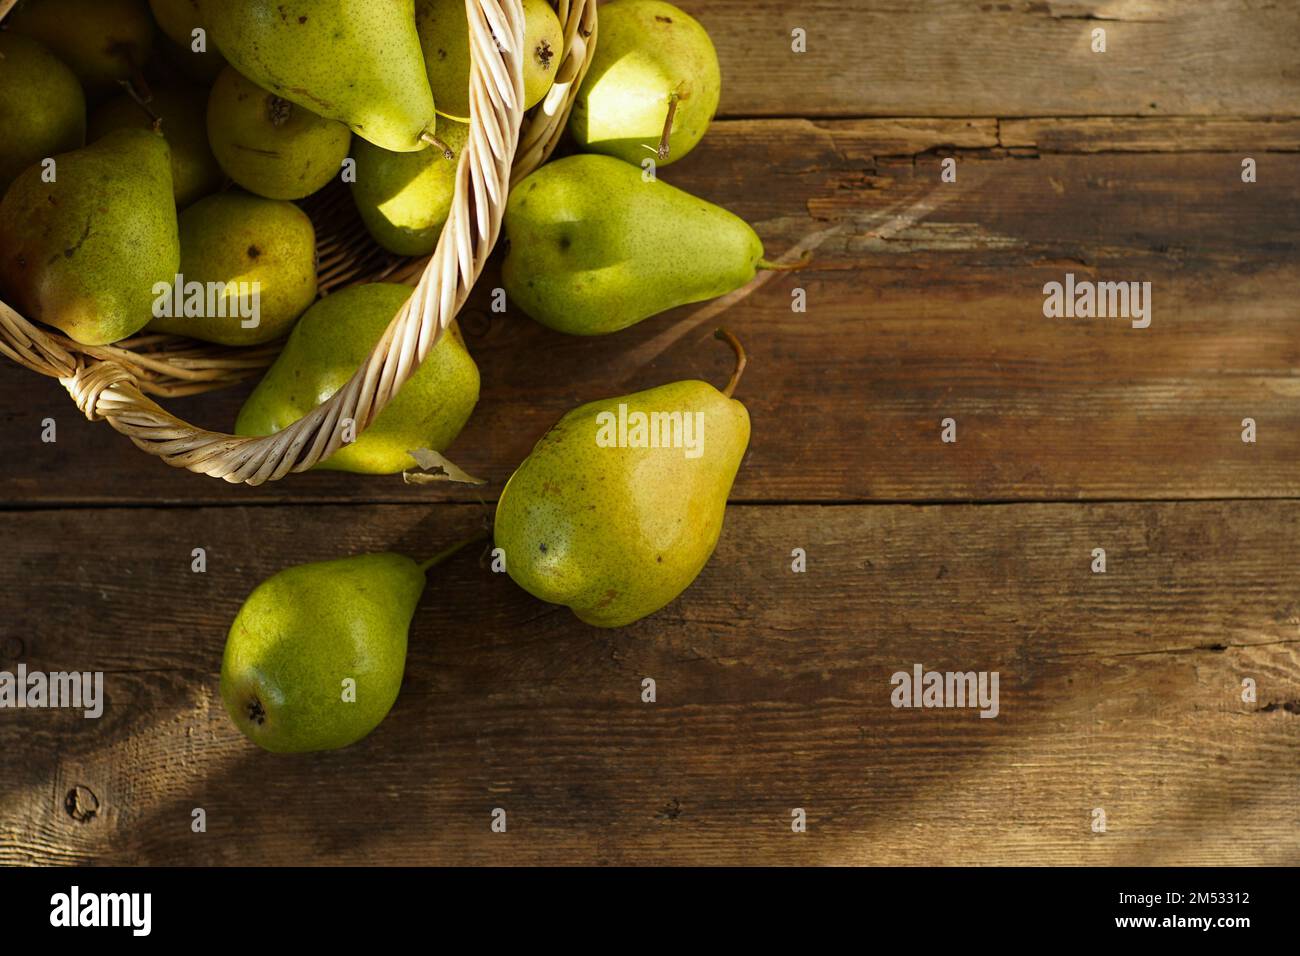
504 154 777 335
221 536 478 753
350 119 468 256
89 84 222 208
235 283 480 474
221 553 422 753
495 332 750 628
148 0 225 82
416 0 563 121
0 128 178 345
6 0 155 97
206 65 352 201
148 191 318 346
0 34 86 193
570 0 719 166
200 0 438 152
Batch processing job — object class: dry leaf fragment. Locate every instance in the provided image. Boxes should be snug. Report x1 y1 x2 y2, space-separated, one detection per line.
403 448 486 485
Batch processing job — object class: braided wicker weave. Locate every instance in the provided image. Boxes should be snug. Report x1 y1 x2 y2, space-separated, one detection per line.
0 0 597 484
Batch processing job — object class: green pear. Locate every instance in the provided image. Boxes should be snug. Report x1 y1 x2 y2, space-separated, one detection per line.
416 0 563 121
88 84 223 208
495 332 750 628
221 552 425 753
200 0 437 152
235 283 480 474
6 0 155 97
148 191 318 346
503 154 773 335
350 119 468 256
206 65 352 201
0 128 178 346
569 0 719 166
0 34 86 193
148 0 225 82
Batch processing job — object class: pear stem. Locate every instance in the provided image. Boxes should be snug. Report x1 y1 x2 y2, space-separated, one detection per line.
757 253 813 273
118 77 162 129
655 93 680 160
714 328 748 399
417 530 490 573
420 130 456 161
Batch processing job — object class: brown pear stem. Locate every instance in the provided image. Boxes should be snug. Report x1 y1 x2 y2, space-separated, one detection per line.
656 93 680 160
127 56 153 104
118 77 162 129
417 530 490 573
420 130 456 161
757 253 813 273
714 328 748 399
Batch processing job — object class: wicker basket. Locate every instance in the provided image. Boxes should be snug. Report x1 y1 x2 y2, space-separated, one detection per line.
0 0 597 484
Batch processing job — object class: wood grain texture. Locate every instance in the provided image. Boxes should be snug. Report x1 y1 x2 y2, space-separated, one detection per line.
2 1 1297 870
696 0 1300 117
0 502 1295 866
2 118 1297 505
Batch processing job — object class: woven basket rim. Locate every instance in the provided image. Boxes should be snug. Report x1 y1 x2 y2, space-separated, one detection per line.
0 0 598 484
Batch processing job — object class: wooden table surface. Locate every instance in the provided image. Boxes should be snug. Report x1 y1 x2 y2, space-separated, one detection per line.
2 0 1298 866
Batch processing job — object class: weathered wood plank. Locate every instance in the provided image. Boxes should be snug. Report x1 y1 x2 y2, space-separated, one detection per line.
1001 116 1300 153
2 119 1297 504
0 502 1296 865
696 0 1300 118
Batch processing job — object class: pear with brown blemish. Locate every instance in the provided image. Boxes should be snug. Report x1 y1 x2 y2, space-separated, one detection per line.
206 65 352 201
494 331 751 628
416 0 564 121
199 0 439 152
148 190 318 346
0 128 178 346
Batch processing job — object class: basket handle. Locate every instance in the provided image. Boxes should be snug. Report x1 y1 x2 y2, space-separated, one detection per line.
0 0 598 485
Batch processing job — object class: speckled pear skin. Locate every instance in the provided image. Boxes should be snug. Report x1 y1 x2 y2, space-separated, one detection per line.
569 0 720 166
147 190 318 346
0 128 178 346
0 33 86 194
234 283 480 473
89 84 223 208
503 154 764 335
221 552 425 753
200 0 436 152
206 66 352 201
6 0 156 97
350 119 469 256
416 0 563 120
494 380 750 628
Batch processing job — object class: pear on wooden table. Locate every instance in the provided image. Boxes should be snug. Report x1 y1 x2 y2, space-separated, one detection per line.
569 0 720 166
200 0 438 152
494 332 751 628
504 154 784 336
0 128 178 346
0 33 86 194
222 533 480 753
222 553 422 753
235 283 480 474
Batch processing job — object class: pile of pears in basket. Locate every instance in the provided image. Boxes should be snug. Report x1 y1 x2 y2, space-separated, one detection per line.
0 0 794 752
